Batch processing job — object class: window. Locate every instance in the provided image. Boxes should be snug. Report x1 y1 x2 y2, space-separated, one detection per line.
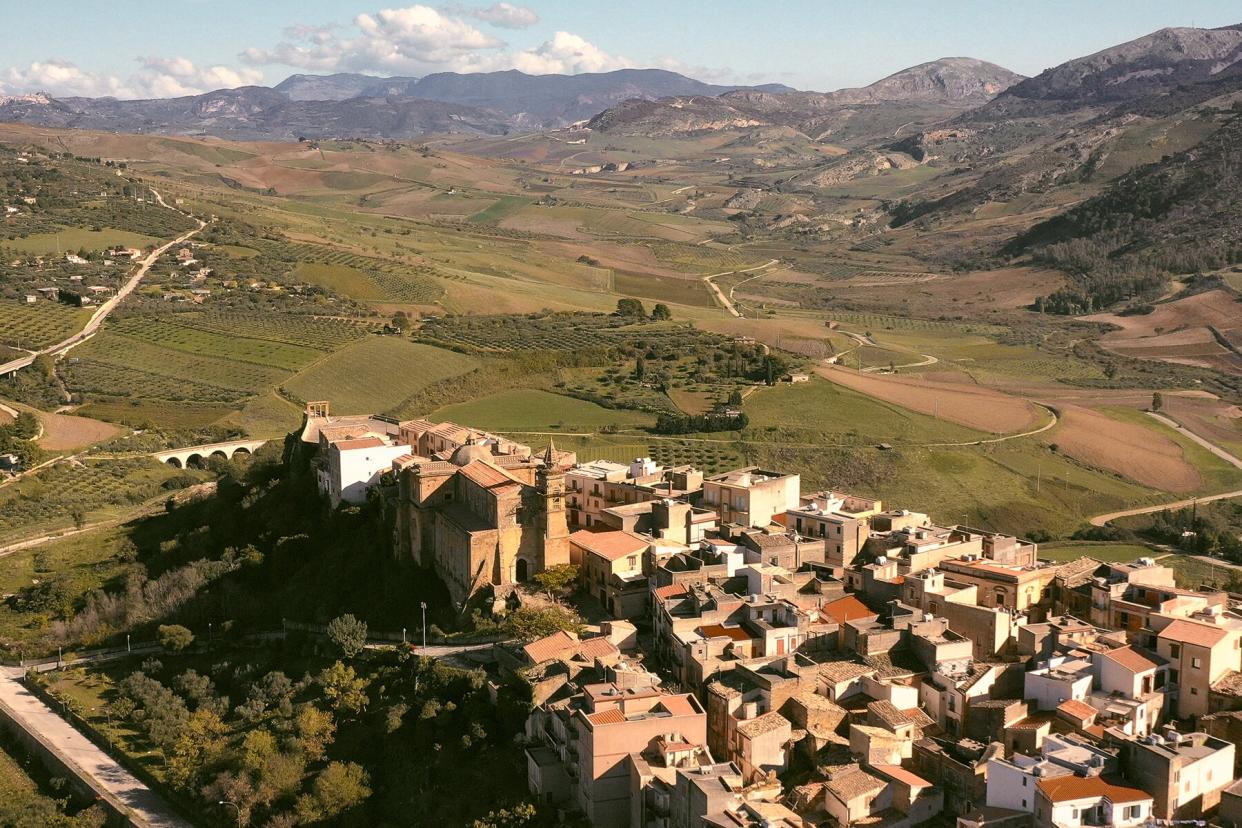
1125 806 1140 819
1170 669 1179 683
1170 643 1181 658
1022 799 1027 808
1022 777 1028 787
1191 657 1202 669
626 555 638 570
1190 687 1198 695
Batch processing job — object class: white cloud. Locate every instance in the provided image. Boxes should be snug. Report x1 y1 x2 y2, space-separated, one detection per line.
130 57 264 97
512 31 630 74
1 57 264 100
244 5 626 76
1 60 128 98
448 2 539 29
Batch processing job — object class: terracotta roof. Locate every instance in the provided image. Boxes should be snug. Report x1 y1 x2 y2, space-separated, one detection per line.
569 529 649 561
522 630 579 664
1100 646 1158 674
576 636 620 661
654 583 689 600
655 695 698 717
821 595 876 625
867 700 910 731
1057 699 1097 721
872 764 931 788
332 437 385 451
460 459 524 491
819 661 874 683
824 767 887 801
1159 619 1229 647
1037 775 1150 804
587 708 626 726
698 623 752 642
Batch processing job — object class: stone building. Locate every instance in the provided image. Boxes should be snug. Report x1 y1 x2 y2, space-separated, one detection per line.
394 433 572 606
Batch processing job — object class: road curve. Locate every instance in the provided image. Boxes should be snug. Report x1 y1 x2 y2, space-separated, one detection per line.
702 259 778 318
1147 411 1242 470
1090 489 1242 527
0 189 205 376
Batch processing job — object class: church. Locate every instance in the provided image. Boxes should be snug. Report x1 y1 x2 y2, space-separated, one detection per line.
393 420 575 606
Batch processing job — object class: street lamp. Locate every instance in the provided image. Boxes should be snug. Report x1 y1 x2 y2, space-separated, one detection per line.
420 602 427 651
218 800 241 827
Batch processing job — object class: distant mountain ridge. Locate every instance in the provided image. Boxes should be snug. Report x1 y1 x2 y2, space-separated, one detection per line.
0 67 800 138
586 58 1024 139
973 24 1242 118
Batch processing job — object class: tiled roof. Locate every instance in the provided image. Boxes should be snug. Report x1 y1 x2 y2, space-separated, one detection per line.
1159 619 1229 647
867 700 909 731
1037 775 1150 804
522 630 578 664
587 708 626 726
653 583 689 600
1100 646 1158 674
824 767 886 801
872 764 931 788
459 459 524 492
569 529 649 561
821 595 876 625
576 636 620 661
1211 669 1242 697
1057 699 1097 721
736 711 790 737
818 661 874 683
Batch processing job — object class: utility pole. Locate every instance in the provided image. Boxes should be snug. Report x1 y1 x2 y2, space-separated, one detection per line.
420 602 427 651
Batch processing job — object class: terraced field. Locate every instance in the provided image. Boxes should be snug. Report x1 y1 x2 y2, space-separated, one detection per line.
106 315 322 371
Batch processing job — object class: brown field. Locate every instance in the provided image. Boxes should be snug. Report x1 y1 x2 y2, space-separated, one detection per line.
816 365 1039 433
1087 290 1242 374
1047 405 1201 492
35 410 122 451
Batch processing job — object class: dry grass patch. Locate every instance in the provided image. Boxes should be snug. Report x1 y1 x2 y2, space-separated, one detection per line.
816 365 1038 434
1048 405 1201 492
35 409 122 451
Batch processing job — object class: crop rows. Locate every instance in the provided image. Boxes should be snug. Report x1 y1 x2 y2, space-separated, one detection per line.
417 314 719 353
0 301 89 349
271 241 443 304
195 312 368 351
74 333 290 392
64 359 254 403
827 311 1008 335
647 442 742 475
0 458 171 537
107 315 321 371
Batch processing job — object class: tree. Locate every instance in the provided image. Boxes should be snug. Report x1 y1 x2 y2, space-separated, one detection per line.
727 390 743 406
318 661 370 716
1152 392 1163 412
296 761 371 823
651 303 672 320
504 605 583 641
634 356 646 380
326 614 368 658
616 298 646 317
294 704 336 760
166 709 227 790
158 624 194 652
472 803 538 828
532 564 579 602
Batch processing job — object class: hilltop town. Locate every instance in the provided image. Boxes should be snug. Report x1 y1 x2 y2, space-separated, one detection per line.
305 402 1242 828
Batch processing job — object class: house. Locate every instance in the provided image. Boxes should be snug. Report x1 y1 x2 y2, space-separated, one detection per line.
571 530 651 619
24 294 36 304
701 467 800 529
0 453 21 472
784 490 880 573
1153 611 1242 719
1033 774 1152 828
565 457 703 531
1113 729 1235 820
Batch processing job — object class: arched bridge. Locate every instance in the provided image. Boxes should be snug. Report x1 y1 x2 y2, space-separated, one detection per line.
154 439 267 469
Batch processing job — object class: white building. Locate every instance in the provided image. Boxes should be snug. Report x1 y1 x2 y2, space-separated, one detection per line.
1025 657 1093 711
320 436 410 507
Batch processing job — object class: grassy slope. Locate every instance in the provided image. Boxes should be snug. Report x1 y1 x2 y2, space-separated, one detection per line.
281 337 479 415
430 389 654 432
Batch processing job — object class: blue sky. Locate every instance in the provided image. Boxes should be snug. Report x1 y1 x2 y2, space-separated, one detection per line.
2 0 1239 98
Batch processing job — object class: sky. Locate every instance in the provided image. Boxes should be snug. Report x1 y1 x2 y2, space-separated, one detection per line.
1 0 1239 99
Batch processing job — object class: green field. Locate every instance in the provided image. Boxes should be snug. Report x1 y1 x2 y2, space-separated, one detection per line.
0 301 91 349
293 261 387 301
1162 553 1242 590
5 227 158 255
1037 541 1159 562
430 389 655 432
281 337 479 415
469 195 532 225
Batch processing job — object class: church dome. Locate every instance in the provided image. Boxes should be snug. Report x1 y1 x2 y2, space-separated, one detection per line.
450 438 492 466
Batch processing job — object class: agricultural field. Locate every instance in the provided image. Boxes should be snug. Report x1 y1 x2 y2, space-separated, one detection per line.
4 227 158 255
281 337 479 415
0 300 91 350
430 389 654 432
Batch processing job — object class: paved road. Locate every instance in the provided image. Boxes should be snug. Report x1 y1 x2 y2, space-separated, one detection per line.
0 669 192 828
0 189 205 377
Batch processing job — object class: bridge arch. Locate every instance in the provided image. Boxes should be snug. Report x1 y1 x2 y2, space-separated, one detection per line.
186 453 205 469
165 457 183 469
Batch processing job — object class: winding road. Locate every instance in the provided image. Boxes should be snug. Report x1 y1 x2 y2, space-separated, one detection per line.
703 259 779 317
0 189 206 377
